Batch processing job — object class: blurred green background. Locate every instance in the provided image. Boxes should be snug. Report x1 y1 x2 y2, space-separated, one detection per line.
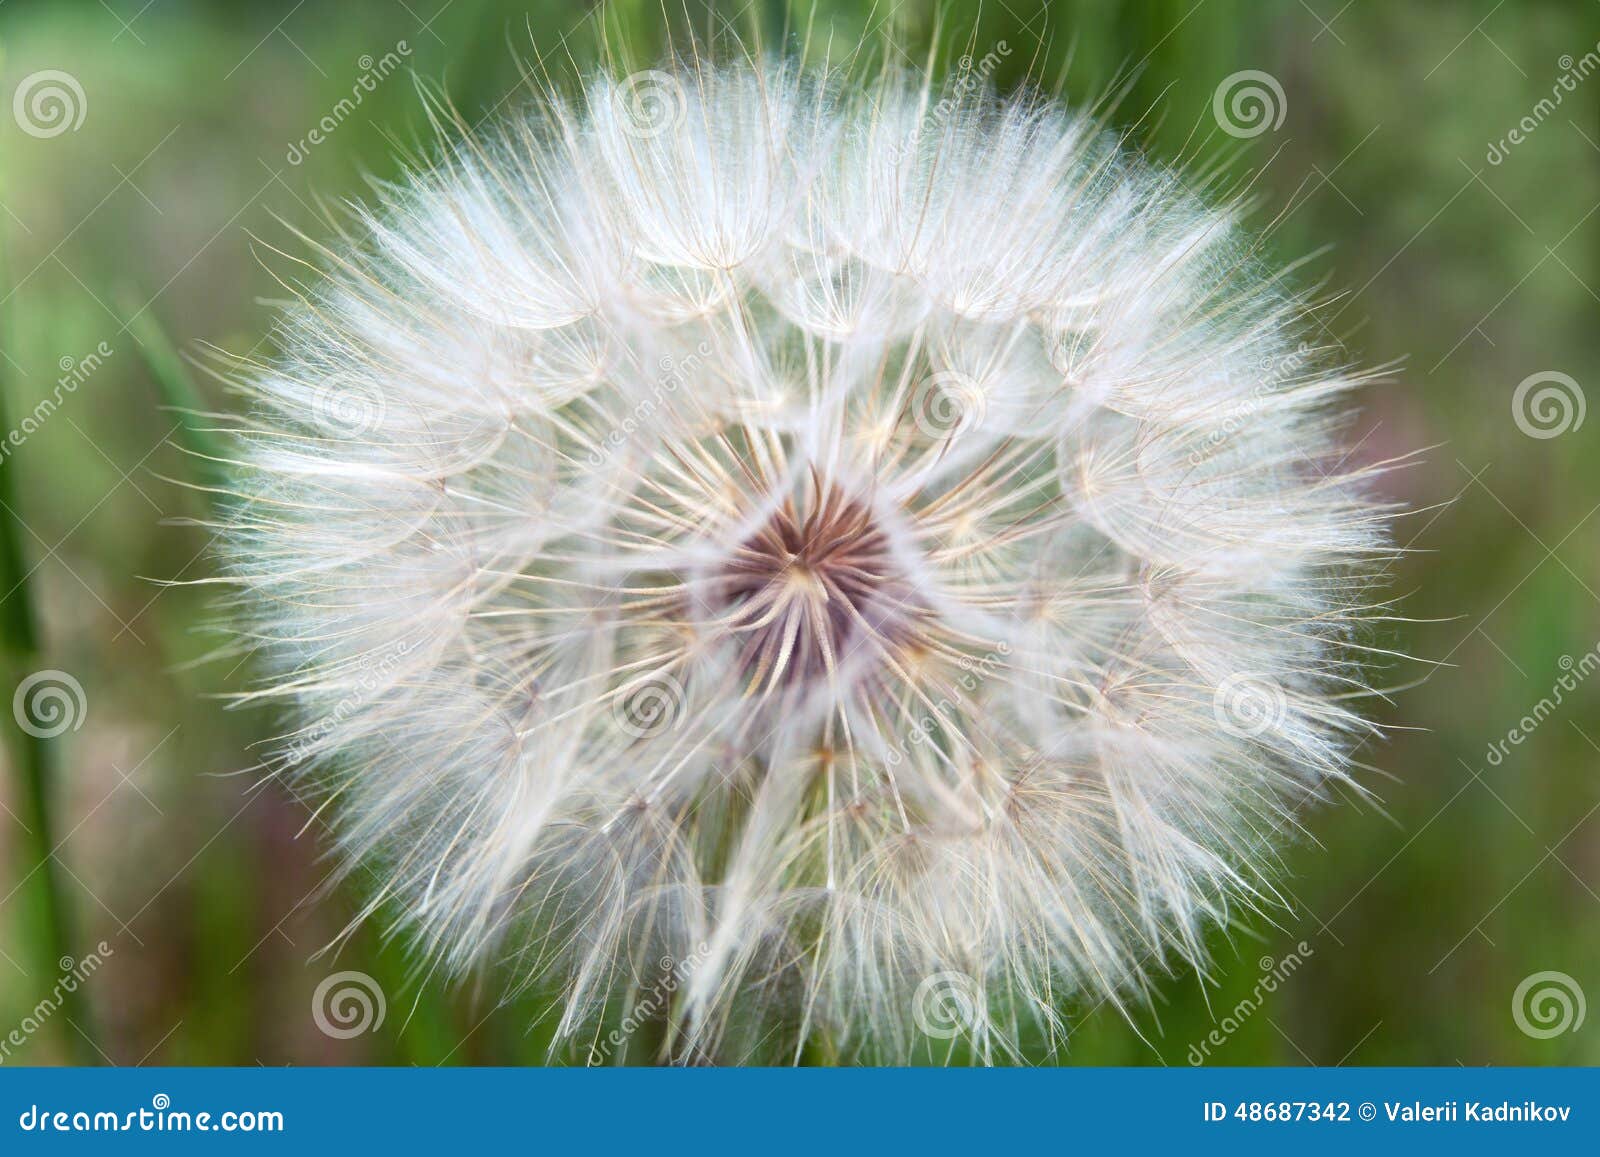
0 0 1596 1065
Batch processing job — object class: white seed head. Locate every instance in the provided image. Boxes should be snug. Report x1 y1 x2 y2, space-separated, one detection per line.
221 60 1394 1062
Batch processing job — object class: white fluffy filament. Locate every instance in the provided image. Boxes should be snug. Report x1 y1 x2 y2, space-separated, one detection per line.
218 60 1395 1064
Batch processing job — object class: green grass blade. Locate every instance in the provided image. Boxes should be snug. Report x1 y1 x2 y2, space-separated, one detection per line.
0 297 98 1065
119 298 229 491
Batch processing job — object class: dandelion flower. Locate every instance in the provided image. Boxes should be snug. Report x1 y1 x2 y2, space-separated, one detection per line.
220 60 1393 1063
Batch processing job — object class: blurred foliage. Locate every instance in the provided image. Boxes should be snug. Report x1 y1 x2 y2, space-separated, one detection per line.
0 0 1596 1065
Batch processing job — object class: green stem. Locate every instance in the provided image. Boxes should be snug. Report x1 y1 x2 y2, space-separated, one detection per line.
119 298 227 489
0 365 97 1064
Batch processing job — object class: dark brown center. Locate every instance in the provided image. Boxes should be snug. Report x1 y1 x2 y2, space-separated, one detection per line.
708 481 917 693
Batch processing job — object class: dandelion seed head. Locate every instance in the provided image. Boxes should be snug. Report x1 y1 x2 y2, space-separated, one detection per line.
222 59 1394 1063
